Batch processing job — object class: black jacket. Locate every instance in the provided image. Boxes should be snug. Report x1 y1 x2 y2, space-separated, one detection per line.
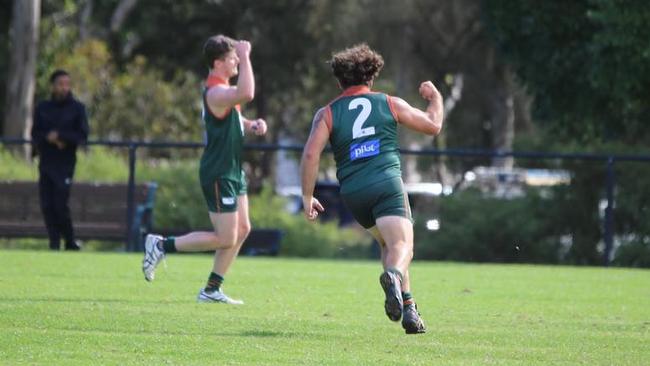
32 93 89 170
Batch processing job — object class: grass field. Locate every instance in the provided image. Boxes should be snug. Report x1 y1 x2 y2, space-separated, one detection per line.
0 250 648 365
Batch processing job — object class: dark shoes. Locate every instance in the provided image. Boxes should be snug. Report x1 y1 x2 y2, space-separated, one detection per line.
402 303 426 334
379 270 427 334
64 241 82 251
379 271 403 322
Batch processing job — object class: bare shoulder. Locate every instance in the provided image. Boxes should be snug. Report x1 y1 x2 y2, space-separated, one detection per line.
311 106 329 126
206 84 237 109
308 106 332 134
206 84 231 98
314 106 326 120
389 96 411 110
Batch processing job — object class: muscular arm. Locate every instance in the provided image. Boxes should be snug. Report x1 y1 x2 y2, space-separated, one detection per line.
300 108 329 219
207 41 255 116
392 81 444 136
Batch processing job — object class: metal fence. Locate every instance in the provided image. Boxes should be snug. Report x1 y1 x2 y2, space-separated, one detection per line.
2 137 650 265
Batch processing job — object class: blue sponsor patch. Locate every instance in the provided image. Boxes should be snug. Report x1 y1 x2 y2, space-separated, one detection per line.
350 139 380 161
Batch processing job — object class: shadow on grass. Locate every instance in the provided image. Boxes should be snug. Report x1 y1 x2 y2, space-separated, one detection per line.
0 297 187 304
4 323 306 339
239 330 291 338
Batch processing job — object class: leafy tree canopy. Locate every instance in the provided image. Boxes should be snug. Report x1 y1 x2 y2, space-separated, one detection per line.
485 0 650 145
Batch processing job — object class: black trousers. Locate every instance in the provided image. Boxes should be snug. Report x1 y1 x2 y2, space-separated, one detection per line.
38 167 76 250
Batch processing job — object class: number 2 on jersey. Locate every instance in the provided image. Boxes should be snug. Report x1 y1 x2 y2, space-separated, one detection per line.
349 98 374 139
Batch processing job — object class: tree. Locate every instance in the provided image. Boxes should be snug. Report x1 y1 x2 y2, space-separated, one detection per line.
309 0 530 180
0 1 13 131
110 0 325 186
485 0 650 145
485 0 650 265
3 0 40 149
31 2 202 148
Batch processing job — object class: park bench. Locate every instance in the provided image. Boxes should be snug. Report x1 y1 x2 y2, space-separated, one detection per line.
0 180 157 250
240 229 282 256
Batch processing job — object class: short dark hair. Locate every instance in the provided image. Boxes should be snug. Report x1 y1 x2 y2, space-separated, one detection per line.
203 35 236 69
49 69 69 84
330 44 384 88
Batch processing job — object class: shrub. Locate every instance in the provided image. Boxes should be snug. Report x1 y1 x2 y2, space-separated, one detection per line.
140 159 371 258
414 189 563 264
613 241 650 268
139 159 212 230
248 187 371 258
0 148 37 180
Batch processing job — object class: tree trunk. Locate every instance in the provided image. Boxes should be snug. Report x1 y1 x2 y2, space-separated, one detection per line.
109 0 139 62
110 0 139 33
490 67 516 169
78 0 93 41
514 82 535 136
394 24 421 183
433 73 464 186
3 0 40 158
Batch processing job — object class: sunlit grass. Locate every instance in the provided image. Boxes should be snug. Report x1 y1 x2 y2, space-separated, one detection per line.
0 250 648 365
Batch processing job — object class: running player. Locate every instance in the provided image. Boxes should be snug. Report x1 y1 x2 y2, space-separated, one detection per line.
142 35 268 304
300 44 444 333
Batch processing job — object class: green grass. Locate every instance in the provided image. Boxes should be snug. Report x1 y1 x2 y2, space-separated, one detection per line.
0 251 648 365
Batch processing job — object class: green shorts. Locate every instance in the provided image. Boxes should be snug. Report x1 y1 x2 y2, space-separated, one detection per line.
340 177 412 229
200 172 247 213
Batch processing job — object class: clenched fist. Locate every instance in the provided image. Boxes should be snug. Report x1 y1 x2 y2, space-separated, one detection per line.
419 81 439 102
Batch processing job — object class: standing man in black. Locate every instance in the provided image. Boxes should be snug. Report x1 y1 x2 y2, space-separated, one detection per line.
31 70 89 250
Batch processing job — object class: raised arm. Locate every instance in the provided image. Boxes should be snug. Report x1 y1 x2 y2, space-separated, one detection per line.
206 41 255 114
300 107 329 220
391 81 444 136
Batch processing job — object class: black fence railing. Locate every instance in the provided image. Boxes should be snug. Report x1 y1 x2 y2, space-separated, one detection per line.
3 137 650 265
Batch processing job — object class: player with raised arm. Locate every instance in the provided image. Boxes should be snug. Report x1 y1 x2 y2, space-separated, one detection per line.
142 35 267 304
300 44 444 333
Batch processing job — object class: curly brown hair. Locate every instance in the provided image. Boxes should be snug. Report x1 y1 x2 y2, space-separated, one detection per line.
330 43 384 89
203 34 236 69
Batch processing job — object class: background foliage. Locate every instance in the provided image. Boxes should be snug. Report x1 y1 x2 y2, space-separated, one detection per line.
2 0 650 266
3 146 649 267
485 0 650 144
0 146 371 258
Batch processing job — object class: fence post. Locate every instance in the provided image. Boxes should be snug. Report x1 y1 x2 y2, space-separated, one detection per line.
126 144 137 252
603 157 615 266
